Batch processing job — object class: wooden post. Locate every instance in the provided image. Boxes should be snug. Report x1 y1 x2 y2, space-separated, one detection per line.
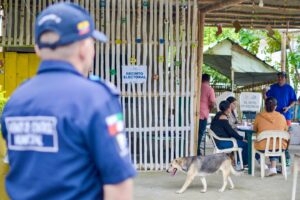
32 0 37 45
190 0 198 156
231 68 235 92
158 0 164 170
1 0 8 46
13 0 18 46
194 12 205 155
25 0 31 45
148 0 154 170
8 0 12 46
142 0 148 170
19 0 24 45
281 31 287 72
168 0 175 162
164 0 170 166
175 0 180 159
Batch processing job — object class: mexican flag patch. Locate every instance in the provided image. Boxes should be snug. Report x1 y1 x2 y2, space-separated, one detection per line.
105 113 124 136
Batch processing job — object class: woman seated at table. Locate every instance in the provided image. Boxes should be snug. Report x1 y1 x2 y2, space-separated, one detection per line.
253 97 288 176
210 100 248 166
226 96 239 129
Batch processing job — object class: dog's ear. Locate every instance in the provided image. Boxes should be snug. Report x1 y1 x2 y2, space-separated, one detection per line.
175 158 183 166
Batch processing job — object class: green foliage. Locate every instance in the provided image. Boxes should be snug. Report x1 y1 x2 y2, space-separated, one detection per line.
297 36 300 51
202 64 230 85
0 89 7 116
288 52 300 94
203 27 239 84
265 31 281 53
204 27 239 45
288 52 300 68
204 27 300 95
238 29 261 54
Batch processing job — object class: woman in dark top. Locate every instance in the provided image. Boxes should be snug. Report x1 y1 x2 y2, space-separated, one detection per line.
226 96 239 129
211 100 248 165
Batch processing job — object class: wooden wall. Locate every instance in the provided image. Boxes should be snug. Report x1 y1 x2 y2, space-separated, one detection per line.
0 52 39 96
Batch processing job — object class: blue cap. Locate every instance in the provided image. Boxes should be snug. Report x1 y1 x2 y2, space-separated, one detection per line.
35 2 108 49
277 71 287 77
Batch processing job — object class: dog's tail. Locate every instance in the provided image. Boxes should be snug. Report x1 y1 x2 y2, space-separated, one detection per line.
230 165 243 176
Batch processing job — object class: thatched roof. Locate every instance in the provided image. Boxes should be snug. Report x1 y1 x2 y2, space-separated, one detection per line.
199 0 300 29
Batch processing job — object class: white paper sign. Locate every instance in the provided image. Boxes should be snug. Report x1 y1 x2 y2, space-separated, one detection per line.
239 92 262 112
122 65 147 84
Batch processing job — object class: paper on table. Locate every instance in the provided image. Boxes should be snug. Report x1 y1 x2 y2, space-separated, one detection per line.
237 125 253 130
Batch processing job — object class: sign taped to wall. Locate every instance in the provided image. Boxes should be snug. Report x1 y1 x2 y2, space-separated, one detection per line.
239 92 262 112
122 65 147 84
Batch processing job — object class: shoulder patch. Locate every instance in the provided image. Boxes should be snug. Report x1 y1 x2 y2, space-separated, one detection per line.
88 75 120 96
105 113 124 136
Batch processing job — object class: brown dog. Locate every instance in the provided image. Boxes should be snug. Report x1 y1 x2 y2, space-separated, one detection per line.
166 153 241 194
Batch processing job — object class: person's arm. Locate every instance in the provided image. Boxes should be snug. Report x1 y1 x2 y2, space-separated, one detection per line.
283 87 297 113
263 85 272 100
219 115 243 140
85 95 136 193
262 89 268 100
283 101 297 113
209 88 216 110
224 122 243 140
104 179 133 200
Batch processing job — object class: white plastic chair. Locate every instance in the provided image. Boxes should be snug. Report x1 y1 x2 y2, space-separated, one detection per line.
208 129 243 169
251 130 290 179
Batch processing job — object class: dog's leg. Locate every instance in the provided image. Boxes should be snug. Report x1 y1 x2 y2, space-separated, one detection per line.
219 170 228 192
176 175 195 194
200 177 207 193
228 176 234 190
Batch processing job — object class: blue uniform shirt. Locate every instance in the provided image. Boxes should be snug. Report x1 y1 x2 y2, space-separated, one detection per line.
266 83 297 120
1 60 136 200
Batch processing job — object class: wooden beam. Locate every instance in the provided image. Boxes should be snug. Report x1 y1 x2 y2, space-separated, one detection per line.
201 0 246 13
198 0 222 4
205 22 300 29
205 16 300 23
194 11 205 155
238 2 300 12
281 32 287 72
237 80 276 92
205 20 300 26
210 11 300 19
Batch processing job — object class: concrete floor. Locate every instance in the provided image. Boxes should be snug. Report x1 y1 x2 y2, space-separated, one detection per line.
134 145 300 200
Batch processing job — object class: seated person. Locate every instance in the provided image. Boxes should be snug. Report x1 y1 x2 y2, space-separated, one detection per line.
296 97 300 122
210 100 248 166
226 96 239 129
253 97 288 176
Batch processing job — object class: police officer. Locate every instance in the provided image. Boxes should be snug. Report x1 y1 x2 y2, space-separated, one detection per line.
1 3 135 200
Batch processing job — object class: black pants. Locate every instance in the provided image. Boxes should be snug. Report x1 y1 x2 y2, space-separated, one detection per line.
197 119 207 156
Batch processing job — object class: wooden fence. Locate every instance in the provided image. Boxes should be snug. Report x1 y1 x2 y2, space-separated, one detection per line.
1 0 199 171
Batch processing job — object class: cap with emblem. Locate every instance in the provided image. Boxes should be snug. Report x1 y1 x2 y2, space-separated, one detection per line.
35 2 108 49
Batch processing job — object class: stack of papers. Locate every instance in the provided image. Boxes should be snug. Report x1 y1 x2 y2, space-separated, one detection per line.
237 125 253 130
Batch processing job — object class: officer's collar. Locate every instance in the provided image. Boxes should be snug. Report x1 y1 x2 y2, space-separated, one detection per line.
37 60 83 77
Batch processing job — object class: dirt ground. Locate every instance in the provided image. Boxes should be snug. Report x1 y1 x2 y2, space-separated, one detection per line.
134 145 300 200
